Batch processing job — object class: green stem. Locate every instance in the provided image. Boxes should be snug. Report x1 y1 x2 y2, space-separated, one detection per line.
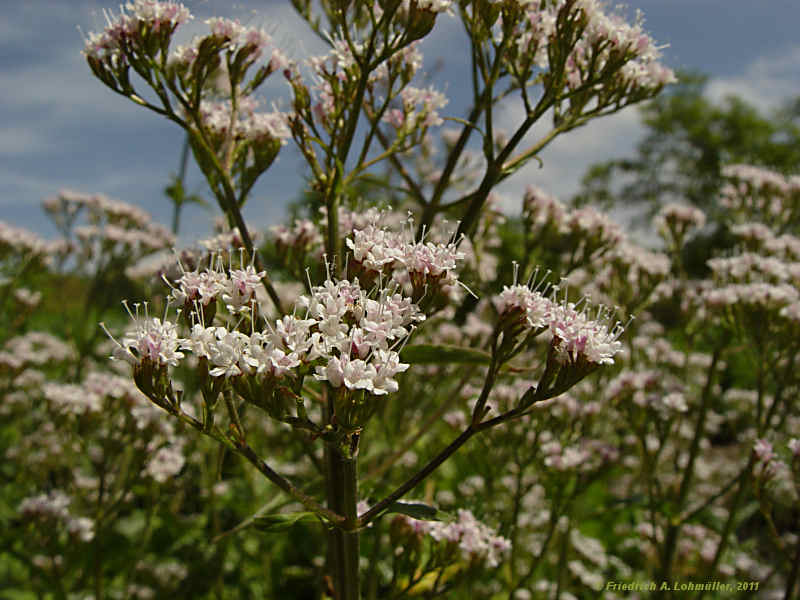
656 348 721 594
172 133 190 235
697 456 754 600
326 444 361 600
784 538 800 600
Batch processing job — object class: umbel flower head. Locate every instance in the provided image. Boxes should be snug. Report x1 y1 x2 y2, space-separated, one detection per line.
548 300 624 366
102 301 184 368
493 264 624 367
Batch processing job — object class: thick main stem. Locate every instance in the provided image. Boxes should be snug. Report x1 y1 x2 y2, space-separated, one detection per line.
326 444 360 600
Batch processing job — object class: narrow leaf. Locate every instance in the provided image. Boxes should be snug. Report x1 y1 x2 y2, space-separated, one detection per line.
399 344 491 365
383 501 450 522
252 511 321 532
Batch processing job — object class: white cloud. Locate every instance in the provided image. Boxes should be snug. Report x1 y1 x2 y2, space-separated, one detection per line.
491 99 645 211
705 45 800 112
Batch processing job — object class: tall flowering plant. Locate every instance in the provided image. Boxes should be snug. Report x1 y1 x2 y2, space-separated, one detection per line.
80 0 673 597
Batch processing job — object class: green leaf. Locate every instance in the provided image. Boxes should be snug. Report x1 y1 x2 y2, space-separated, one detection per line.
252 511 322 532
383 501 450 522
399 344 491 365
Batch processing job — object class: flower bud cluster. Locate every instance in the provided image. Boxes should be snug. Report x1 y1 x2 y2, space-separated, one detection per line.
522 186 623 260
707 253 799 284
720 164 800 227
19 491 95 542
571 241 669 310
203 17 287 67
0 222 60 260
752 438 783 481
522 186 567 228
83 1 191 64
109 256 426 399
0 332 74 372
344 212 466 302
502 0 674 100
397 508 510 568
296 33 439 146
45 190 174 265
654 202 707 244
270 219 323 255
383 86 448 132
196 98 291 145
494 284 624 366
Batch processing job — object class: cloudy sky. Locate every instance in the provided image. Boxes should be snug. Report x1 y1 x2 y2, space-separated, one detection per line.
3 1 799 242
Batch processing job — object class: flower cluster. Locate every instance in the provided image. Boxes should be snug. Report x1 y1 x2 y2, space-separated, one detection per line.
109 258 426 398
720 164 800 227
270 219 323 253
0 332 74 372
703 282 798 312
522 186 623 261
166 260 266 314
494 284 624 365
383 86 449 132
549 300 624 365
0 222 59 260
105 302 184 368
83 0 192 63
304 279 423 395
344 212 465 301
707 253 798 284
397 509 511 568
504 0 675 94
197 98 291 145
19 491 95 543
654 202 707 244
44 190 174 267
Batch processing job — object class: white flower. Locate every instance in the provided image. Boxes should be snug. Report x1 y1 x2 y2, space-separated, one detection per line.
371 349 410 395
146 443 186 482
549 302 623 365
104 305 184 367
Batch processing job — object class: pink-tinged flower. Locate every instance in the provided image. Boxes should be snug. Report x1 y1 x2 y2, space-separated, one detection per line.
103 303 184 367
83 1 192 60
315 355 346 388
654 202 707 236
549 302 624 365
146 443 186 482
753 439 775 464
788 438 800 458
342 357 378 392
398 508 510 568
204 328 249 377
206 17 243 40
223 265 266 312
168 268 227 306
371 349 410 395
263 347 301 377
494 284 553 329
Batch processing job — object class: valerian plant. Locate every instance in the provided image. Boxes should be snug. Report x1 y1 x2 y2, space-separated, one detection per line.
0 1 794 597
79 0 675 597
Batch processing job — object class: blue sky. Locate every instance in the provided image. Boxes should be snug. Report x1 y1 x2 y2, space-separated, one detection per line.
3 1 799 242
